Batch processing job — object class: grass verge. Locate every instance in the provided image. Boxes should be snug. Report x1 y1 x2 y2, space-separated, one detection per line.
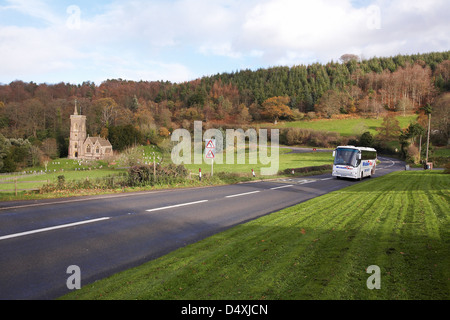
61 170 450 300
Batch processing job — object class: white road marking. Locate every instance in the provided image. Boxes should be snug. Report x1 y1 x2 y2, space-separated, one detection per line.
298 180 315 184
321 177 333 181
0 189 170 211
0 217 111 241
146 200 208 212
270 185 294 190
377 158 396 170
225 191 261 198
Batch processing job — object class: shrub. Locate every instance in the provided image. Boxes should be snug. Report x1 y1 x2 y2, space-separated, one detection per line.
127 163 189 187
444 162 450 174
283 165 332 175
406 145 420 164
57 175 65 189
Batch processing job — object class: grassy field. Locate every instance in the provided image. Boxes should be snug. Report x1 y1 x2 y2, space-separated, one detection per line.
0 146 332 201
183 147 333 176
267 114 418 137
61 170 450 300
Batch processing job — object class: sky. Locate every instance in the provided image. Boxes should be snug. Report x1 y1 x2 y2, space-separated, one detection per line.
0 0 449 85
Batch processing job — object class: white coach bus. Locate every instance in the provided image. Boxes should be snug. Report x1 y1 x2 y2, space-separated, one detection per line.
332 146 377 180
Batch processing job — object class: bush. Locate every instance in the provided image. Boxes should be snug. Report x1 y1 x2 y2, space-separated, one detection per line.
57 175 65 189
406 145 420 164
127 163 189 187
444 162 450 174
283 165 332 175
128 165 153 186
282 128 344 148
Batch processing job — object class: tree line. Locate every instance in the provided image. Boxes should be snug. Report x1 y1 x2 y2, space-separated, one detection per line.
0 51 448 172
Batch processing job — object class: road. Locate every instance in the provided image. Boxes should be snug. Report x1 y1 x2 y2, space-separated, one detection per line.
0 157 404 300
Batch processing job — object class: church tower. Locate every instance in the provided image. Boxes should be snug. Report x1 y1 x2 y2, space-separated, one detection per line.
68 100 87 159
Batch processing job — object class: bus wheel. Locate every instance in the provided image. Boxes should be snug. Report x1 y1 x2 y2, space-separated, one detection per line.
359 172 363 181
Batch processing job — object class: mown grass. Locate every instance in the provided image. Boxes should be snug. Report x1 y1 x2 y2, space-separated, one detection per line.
61 170 450 300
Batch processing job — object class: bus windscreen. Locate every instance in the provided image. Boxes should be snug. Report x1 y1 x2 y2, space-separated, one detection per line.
334 148 359 167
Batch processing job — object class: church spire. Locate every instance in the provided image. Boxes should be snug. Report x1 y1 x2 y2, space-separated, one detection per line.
74 99 78 115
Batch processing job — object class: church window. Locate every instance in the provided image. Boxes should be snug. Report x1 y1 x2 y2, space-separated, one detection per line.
96 146 100 154
86 145 91 153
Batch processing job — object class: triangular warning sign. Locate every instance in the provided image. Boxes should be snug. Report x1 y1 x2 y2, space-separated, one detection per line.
206 140 215 149
206 149 215 159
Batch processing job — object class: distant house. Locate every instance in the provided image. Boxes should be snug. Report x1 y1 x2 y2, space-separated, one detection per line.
68 101 113 160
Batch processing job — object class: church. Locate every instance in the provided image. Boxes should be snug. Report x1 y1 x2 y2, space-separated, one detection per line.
68 101 113 160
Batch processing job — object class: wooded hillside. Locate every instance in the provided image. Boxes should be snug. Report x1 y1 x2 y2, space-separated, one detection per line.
0 51 448 171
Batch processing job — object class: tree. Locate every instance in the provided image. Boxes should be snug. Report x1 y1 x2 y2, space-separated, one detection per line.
261 96 293 122
340 54 360 64
396 97 413 116
41 138 59 159
0 133 10 172
360 132 374 147
315 90 342 117
377 114 402 141
130 95 139 112
400 123 425 162
108 124 143 151
22 99 45 138
238 104 252 124
431 93 450 145
134 104 155 132
93 98 118 128
159 127 170 137
422 104 432 162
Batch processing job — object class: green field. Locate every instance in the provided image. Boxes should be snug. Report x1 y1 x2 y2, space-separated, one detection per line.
183 148 333 176
0 146 332 200
61 170 450 300
0 169 122 192
269 115 418 137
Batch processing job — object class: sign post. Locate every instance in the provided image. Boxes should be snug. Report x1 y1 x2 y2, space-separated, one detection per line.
205 139 216 177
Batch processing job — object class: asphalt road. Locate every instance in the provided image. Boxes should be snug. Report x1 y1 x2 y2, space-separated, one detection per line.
0 156 404 300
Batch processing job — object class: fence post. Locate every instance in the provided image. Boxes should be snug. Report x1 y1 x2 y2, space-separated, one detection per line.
15 178 17 196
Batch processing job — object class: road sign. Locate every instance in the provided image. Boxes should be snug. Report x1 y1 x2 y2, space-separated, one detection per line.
205 139 216 159
206 139 215 149
206 149 215 159
205 139 216 176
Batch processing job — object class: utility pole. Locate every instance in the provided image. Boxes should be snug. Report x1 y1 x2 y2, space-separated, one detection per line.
424 104 432 165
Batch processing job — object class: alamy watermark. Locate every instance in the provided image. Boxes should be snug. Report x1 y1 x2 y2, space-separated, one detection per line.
366 5 381 30
171 121 280 176
366 265 381 290
66 265 81 290
66 5 81 30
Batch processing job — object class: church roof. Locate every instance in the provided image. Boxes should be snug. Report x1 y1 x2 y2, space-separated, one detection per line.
85 136 112 147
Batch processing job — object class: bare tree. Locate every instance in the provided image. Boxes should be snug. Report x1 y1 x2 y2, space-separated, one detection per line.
340 54 360 63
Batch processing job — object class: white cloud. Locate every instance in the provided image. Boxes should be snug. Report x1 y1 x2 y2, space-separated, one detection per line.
1 0 62 25
234 0 450 65
0 25 82 77
0 0 449 84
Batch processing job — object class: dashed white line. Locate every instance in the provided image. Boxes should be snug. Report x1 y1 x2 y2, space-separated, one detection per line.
270 185 294 190
146 200 208 212
298 180 315 184
0 217 111 241
321 177 333 181
225 191 261 198
0 189 170 211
